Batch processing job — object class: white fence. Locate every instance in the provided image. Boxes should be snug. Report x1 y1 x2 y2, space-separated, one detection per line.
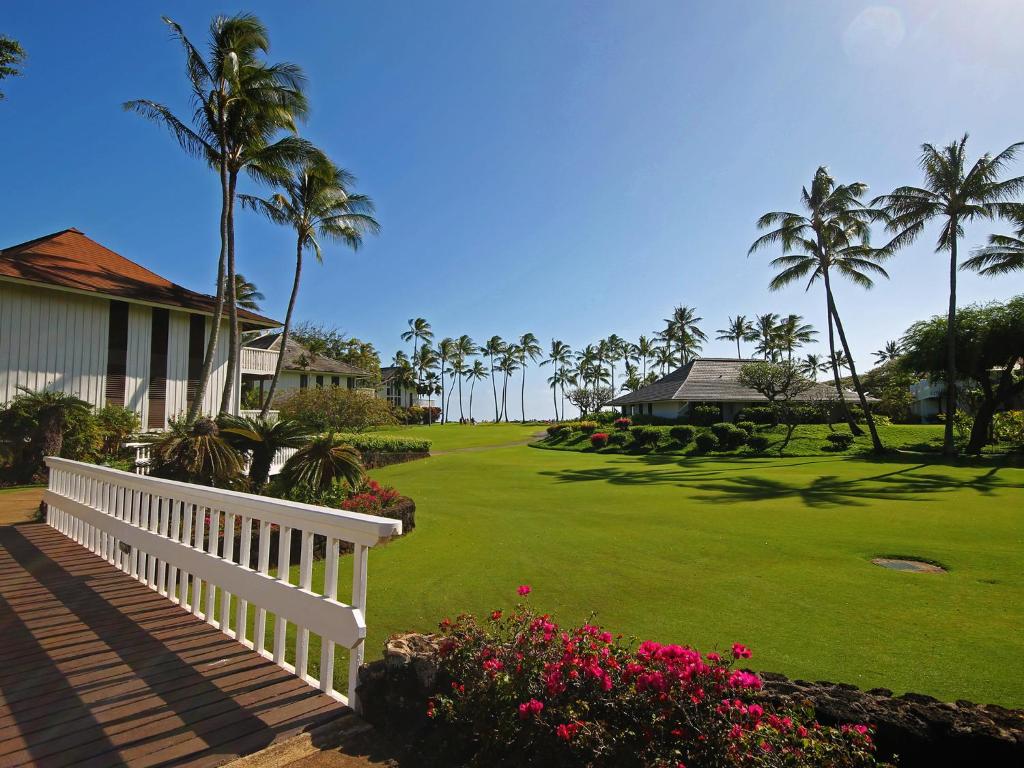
239 409 280 422
124 442 151 475
43 457 402 711
240 347 279 376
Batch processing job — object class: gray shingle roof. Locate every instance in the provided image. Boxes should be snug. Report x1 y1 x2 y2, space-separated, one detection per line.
244 333 374 377
609 358 872 405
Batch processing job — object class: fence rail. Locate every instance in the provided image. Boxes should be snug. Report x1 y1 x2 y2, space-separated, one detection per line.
43 457 401 711
241 346 280 375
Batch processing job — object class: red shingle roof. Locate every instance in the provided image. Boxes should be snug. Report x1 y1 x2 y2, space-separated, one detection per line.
0 228 279 327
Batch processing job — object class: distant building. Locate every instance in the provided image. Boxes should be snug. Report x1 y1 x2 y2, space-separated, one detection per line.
608 358 869 421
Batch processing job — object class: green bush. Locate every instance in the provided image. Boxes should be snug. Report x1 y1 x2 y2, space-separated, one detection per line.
577 421 599 435
630 414 683 426
94 405 141 455
607 432 629 447
735 420 756 435
710 422 747 450
994 410 1024 445
546 424 569 438
689 404 721 426
735 406 778 425
668 425 694 445
694 431 719 452
335 433 431 453
825 432 855 451
629 425 662 448
747 434 770 453
277 387 399 433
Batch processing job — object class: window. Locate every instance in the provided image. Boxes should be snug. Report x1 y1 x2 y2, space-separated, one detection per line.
105 301 129 407
385 382 401 407
300 374 308 389
647 403 653 416
316 375 324 388
147 308 169 430
347 377 355 389
331 376 340 387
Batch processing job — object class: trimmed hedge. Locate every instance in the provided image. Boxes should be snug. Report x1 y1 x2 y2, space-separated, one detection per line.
607 432 629 447
694 431 719 452
669 425 695 445
337 433 431 453
747 434 770 453
629 425 662 447
689 404 721 426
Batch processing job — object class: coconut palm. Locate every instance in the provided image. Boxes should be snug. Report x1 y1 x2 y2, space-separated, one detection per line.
634 335 655 380
391 350 409 367
873 340 902 365
421 371 442 422
482 336 505 423
0 36 26 101
278 433 363 494
962 208 1024 277
799 353 829 381
654 344 678 375
750 165 886 451
234 273 264 311
663 306 707 364
434 337 455 423
541 339 573 420
239 155 378 418
126 15 310 419
464 360 488 422
776 314 817 360
604 334 626 393
498 347 521 422
874 135 1024 455
716 315 756 359
402 318 434 383
452 335 476 421
752 313 781 361
219 414 306 490
516 333 543 422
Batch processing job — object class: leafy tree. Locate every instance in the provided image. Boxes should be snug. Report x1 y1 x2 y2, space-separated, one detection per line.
716 315 756 358
220 414 307 490
750 165 886 451
127 15 310 418
738 361 815 455
567 385 613 419
0 35 26 101
278 433 363 494
276 387 397 433
289 321 382 375
874 135 1024 456
901 296 1024 453
963 207 1024 276
239 156 378 417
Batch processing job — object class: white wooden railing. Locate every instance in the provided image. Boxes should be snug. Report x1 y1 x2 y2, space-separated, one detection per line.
43 457 402 711
240 347 279 375
240 409 280 422
124 442 151 475
269 447 298 477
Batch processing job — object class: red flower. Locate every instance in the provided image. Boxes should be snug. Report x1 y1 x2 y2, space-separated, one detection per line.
490 610 503 621
517 585 532 596
731 643 752 659
517 698 544 719
556 721 581 741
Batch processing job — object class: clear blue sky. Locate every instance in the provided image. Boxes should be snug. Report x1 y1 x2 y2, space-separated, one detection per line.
3 1 1022 419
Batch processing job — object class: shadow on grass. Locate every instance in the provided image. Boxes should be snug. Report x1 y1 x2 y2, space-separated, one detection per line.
538 455 1015 509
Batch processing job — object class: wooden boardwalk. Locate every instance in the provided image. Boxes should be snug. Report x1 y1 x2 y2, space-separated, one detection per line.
0 521 349 767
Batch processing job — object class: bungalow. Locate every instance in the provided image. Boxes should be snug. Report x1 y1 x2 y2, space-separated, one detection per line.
378 365 419 409
241 333 376 406
608 357 867 421
0 228 280 428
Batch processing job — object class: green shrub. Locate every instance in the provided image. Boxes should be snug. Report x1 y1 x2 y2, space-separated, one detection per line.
689 404 720 426
668 425 694 445
825 432 855 451
577 421 599 435
694 431 719 452
736 406 778 425
629 425 662 447
747 434 770 453
335 433 431 453
95 405 141 455
595 411 618 425
607 432 629 447
710 422 747 450
630 414 682 426
994 410 1024 445
277 387 398 433
546 424 569 438
735 420 756 435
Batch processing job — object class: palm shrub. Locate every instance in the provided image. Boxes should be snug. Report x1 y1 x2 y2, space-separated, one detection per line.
668 425 694 445
149 417 244 486
220 415 308 491
0 387 93 482
278 433 363 496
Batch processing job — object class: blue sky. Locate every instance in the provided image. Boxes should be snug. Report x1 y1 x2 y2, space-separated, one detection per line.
3 1 1023 419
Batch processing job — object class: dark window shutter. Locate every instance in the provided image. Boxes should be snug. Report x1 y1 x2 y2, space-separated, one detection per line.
300 374 308 390
105 301 129 407
186 314 206 411
148 309 169 430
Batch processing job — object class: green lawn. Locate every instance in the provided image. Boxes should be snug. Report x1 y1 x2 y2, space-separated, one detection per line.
290 426 1024 707
370 422 544 451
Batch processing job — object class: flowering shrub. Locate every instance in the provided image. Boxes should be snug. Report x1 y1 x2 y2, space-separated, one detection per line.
344 478 402 515
429 589 885 767
590 432 609 448
577 421 599 435
614 417 632 431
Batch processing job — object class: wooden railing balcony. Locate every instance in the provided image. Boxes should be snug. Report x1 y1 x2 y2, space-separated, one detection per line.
43 457 401 712
241 347 279 376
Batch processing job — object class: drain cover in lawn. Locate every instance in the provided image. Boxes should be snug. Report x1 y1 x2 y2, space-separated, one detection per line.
872 557 945 574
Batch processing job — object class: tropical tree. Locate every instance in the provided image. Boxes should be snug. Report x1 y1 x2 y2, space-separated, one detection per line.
453 335 476 421
0 36 26 101
873 135 1024 456
716 315 756 358
278 433 363 494
239 155 378 418
516 333 543 422
962 207 1024 277
663 306 706 364
402 318 434 384
540 339 573 421
873 340 902 365
750 165 886 451
464 360 488 422
234 273 264 311
3 387 91 482
751 313 781 361
498 347 521 422
421 371 442 423
482 336 505 423
776 314 817 360
434 337 455 423
219 414 306 490
738 361 815 455
654 344 678 375
798 353 829 380
126 15 310 418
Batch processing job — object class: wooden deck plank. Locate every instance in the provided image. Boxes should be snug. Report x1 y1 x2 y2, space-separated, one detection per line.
0 522 348 767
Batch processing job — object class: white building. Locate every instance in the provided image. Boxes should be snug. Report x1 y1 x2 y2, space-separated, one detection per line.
0 228 280 429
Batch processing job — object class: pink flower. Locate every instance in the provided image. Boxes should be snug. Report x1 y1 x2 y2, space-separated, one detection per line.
731 643 752 659
556 721 581 741
517 698 544 719
517 585 532 596
490 610 503 621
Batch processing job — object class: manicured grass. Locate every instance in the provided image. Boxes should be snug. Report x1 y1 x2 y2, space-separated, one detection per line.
370 422 544 452
289 427 1024 706
538 423 951 457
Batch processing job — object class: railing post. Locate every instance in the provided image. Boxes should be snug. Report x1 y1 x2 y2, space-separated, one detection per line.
347 543 369 712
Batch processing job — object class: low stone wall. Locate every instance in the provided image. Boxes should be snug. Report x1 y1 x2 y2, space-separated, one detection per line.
356 633 1024 768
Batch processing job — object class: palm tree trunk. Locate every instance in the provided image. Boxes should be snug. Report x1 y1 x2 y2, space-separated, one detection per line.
736 338 741 358
552 381 558 420
943 230 958 457
187 148 230 422
261 234 303 417
824 275 883 453
220 171 240 415
439 362 446 424
520 367 527 422
446 375 457 420
489 354 499 422
825 288 862 435
457 371 464 421
469 380 476 421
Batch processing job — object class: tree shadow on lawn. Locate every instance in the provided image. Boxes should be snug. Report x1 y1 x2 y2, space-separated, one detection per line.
538 455 1013 509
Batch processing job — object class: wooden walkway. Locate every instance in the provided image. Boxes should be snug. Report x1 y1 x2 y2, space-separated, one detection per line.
0 521 349 767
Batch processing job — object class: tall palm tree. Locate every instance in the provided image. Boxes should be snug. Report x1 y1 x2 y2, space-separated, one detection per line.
482 336 505 423
874 135 1024 456
434 337 454 423
239 155 378 418
716 315 756 358
402 318 433 392
776 314 817 360
0 36 26 101
664 306 707 364
465 360 488 422
126 15 309 419
654 344 678 375
517 333 543 422
750 166 886 451
233 273 264 311
453 335 476 421
873 340 902 365
962 208 1024 276
752 313 781 361
498 347 521 422
541 339 572 421
391 350 409 367
421 371 441 423
604 334 625 393
634 335 655 380
799 353 829 381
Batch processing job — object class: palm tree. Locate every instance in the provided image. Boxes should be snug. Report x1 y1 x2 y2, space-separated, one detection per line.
0 36 26 101
799 353 829 381
750 166 886 451
464 360 488 422
962 208 1024 276
874 135 1024 456
279 433 363 494
8 387 91 482
239 155 378 418
452 335 476 421
150 417 244 486
391 350 409 367
421 371 442 423
482 336 505 423
541 339 572 421
634 335 655 380
220 414 307 490
873 340 902 365
515 333 542 422
126 15 309 419
498 347 521 422
604 334 625 393
716 315 756 358
654 344 678 375
234 273 264 311
434 337 455 423
402 318 434 383
776 314 817 360
664 306 707 364
752 313 781 361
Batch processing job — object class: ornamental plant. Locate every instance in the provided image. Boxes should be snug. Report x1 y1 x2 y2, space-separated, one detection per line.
669 425 695 445
613 417 632 431
590 432 609 449
695 431 719 453
577 421 600 435
826 432 855 451
429 589 885 768
630 425 662 448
